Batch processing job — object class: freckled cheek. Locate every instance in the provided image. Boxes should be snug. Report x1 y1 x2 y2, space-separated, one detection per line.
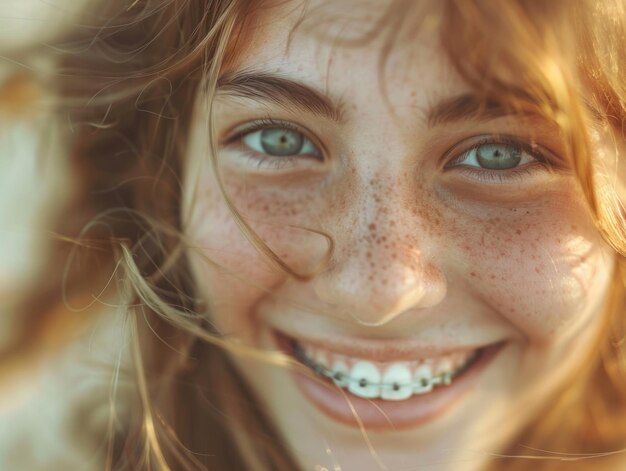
184 181 327 337
458 212 610 341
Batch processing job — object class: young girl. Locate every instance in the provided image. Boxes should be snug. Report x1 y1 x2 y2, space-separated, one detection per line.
15 0 626 470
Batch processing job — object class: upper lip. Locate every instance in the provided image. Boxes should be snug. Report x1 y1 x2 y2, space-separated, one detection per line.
274 329 499 363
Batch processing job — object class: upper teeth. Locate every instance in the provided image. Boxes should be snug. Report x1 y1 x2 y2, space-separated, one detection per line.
295 343 477 401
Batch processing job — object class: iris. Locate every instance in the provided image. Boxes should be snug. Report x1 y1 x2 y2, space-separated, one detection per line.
260 128 304 156
476 143 522 169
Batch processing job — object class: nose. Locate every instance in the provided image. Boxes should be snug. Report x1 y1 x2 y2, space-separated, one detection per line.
313 185 447 327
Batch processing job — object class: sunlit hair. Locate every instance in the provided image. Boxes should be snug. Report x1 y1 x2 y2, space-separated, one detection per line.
7 0 626 469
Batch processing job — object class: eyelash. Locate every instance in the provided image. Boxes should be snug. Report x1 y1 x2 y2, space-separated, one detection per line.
224 121 553 181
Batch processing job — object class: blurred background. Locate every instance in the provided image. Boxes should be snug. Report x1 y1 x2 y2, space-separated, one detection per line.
0 2 130 469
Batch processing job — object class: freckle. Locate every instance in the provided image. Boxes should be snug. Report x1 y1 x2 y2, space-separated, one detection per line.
390 220 396 227
515 229 522 235
366 251 372 258
470 272 477 277
489 274 496 280
368 223 376 231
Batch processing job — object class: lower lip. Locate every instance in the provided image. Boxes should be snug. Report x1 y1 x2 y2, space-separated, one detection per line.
274 332 505 431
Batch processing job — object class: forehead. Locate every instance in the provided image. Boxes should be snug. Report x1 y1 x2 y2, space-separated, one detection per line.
229 1 464 108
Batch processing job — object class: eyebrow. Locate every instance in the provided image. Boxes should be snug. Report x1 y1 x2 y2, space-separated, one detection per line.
216 71 523 127
426 94 517 127
216 71 344 122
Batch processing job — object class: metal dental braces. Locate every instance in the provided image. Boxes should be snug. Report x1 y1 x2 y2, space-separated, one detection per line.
294 344 474 391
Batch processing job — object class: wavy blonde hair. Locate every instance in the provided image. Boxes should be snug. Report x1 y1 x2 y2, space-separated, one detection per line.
8 0 626 470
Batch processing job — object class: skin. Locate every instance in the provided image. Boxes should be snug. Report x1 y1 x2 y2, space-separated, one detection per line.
183 2 615 470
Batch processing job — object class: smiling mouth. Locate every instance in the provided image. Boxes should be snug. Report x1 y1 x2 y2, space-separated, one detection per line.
272 330 505 429
275 331 489 401
292 342 480 401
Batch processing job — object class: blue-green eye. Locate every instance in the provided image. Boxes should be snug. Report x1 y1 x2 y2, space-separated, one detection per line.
475 143 521 169
448 141 538 170
242 128 321 157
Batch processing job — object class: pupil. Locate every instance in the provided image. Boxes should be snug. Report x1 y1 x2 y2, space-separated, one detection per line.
476 143 521 169
260 128 304 156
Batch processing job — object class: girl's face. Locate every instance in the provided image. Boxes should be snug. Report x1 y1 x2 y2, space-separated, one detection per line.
184 2 615 470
